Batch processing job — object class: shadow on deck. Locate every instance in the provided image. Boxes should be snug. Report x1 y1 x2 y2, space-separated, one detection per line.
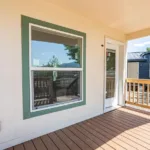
6 106 150 150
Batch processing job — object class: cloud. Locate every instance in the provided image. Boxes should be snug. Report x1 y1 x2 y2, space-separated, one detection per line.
134 41 150 47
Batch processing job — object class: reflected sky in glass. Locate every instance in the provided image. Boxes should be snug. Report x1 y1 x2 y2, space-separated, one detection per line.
31 41 80 68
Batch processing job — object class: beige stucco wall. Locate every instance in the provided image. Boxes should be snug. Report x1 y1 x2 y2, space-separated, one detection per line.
0 0 125 149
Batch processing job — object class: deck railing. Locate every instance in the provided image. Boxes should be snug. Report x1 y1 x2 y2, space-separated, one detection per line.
125 78 150 108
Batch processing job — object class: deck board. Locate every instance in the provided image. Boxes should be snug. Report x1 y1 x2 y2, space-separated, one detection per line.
32 138 47 150
55 130 81 150
6 107 150 150
79 122 125 150
68 126 101 150
74 124 114 150
62 128 92 150
48 132 70 150
14 144 24 150
6 147 14 150
83 121 126 150
95 114 150 143
94 117 148 150
23 141 36 150
88 119 137 150
103 109 150 134
90 117 147 150
41 135 59 150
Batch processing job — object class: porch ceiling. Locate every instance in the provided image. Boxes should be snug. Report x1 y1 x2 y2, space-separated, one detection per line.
47 0 150 34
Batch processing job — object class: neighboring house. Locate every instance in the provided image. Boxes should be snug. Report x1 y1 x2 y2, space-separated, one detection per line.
128 52 150 79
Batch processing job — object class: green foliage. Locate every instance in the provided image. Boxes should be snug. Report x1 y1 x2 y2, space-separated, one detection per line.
44 55 60 67
64 45 80 63
146 47 150 52
107 52 115 71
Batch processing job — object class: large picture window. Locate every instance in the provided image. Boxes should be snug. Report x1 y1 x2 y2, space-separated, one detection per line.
22 16 86 119
31 25 83 110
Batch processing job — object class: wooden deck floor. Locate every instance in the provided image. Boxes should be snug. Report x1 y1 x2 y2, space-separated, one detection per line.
6 107 150 150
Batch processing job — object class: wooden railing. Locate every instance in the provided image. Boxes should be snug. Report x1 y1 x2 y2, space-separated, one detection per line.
125 78 150 108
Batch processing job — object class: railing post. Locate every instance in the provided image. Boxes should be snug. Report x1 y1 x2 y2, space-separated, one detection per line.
147 84 149 106
129 82 131 102
125 79 127 102
142 84 144 104
137 83 139 104
133 82 135 103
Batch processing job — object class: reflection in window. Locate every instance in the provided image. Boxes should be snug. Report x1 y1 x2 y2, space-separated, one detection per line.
106 49 116 98
30 25 83 110
33 71 81 109
31 26 82 68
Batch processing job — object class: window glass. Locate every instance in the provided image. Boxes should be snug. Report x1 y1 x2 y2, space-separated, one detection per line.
30 25 83 110
106 49 116 98
31 27 82 68
33 71 81 109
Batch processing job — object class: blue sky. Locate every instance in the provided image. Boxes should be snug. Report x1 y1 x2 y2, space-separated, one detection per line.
127 36 150 52
32 36 150 63
31 41 75 66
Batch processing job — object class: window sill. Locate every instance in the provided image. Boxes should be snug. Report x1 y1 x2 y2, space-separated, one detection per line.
24 99 86 119
32 99 83 112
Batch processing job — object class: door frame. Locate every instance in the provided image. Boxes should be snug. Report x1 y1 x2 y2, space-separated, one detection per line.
103 37 125 113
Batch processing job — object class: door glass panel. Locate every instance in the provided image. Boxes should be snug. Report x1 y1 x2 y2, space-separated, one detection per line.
106 49 116 98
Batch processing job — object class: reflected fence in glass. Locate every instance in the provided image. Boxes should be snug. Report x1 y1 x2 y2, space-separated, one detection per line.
32 71 81 109
106 49 116 98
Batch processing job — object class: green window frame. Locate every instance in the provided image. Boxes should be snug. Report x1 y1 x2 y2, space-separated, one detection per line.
21 15 86 119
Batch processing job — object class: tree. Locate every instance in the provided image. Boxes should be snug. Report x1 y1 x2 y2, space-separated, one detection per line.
146 47 150 52
107 52 115 71
44 55 60 67
64 45 80 64
43 55 60 82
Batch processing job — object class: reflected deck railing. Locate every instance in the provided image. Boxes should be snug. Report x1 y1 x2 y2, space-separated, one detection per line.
125 78 150 108
106 77 115 98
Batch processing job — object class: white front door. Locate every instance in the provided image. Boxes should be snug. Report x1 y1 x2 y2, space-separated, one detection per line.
105 42 118 111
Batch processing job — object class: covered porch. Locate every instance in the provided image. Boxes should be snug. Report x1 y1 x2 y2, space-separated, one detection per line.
7 107 150 150
2 0 150 149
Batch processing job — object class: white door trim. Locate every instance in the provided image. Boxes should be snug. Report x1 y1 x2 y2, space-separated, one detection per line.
103 38 122 113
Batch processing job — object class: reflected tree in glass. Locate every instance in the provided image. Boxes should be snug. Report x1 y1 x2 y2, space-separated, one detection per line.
43 55 60 67
64 45 80 64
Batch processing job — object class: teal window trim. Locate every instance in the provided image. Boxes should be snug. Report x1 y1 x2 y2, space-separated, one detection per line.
21 15 86 119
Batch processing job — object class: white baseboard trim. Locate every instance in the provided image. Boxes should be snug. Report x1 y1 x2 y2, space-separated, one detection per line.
104 105 121 113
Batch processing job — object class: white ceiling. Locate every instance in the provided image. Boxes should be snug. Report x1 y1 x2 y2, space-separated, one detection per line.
47 0 150 33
